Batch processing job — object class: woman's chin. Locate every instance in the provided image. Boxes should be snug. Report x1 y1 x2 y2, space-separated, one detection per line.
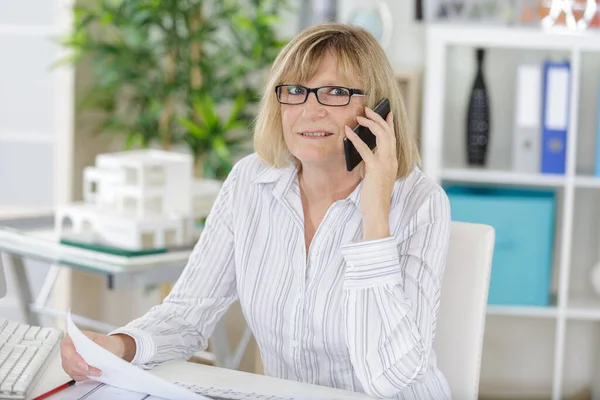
294 151 344 169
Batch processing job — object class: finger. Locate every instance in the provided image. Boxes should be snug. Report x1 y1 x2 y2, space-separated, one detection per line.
356 115 392 151
365 107 396 145
345 125 376 164
63 358 101 377
355 116 386 140
61 345 90 376
61 346 88 371
385 111 397 157
365 106 390 130
386 111 396 143
63 358 101 378
62 360 88 382
69 359 90 376
387 110 395 128
72 374 89 382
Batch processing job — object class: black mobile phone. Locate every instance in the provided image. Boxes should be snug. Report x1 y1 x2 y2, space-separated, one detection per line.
343 98 391 171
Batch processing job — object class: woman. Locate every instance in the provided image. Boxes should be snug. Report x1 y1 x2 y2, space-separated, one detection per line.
61 22 452 399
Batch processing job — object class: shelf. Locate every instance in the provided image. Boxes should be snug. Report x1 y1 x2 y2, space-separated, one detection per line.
0 206 54 220
441 168 566 187
567 297 600 321
428 23 600 51
0 25 58 36
486 298 600 320
423 21 600 400
487 304 558 318
575 176 600 189
0 133 54 144
440 169 600 189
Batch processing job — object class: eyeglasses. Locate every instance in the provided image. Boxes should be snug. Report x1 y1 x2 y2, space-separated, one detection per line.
274 84 365 107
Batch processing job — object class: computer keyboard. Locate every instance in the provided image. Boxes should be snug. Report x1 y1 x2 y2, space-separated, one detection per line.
177 383 299 400
0 319 63 399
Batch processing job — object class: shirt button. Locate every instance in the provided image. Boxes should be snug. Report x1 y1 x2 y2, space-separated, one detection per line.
292 340 299 348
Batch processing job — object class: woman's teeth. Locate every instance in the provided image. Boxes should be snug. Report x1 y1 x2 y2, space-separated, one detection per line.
301 132 332 137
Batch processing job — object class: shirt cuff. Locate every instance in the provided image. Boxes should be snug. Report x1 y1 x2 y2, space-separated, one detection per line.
109 326 156 366
341 236 402 289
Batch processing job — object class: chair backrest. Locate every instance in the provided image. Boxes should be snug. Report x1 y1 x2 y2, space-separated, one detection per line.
433 221 495 400
0 254 6 299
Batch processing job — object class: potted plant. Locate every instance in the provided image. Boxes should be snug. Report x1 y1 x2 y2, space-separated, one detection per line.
60 0 289 179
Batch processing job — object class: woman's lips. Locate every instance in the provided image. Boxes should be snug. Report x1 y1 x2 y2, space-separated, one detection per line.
297 131 334 138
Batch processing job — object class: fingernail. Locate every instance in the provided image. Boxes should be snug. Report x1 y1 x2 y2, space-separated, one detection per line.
90 368 102 377
78 362 89 372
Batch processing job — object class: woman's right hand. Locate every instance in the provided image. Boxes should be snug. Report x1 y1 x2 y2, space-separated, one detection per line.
60 331 127 381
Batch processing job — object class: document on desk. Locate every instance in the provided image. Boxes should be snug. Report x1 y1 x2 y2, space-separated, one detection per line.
52 381 333 400
49 380 170 399
66 312 208 400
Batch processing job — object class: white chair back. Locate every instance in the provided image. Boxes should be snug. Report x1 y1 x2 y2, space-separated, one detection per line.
434 221 495 400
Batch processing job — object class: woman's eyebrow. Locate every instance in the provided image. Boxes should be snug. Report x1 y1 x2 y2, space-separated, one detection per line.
305 81 352 87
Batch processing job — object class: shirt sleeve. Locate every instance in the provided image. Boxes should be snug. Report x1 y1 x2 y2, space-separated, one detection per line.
110 163 240 369
340 189 451 398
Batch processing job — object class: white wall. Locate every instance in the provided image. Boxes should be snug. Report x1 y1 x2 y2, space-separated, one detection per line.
0 0 73 326
337 0 425 70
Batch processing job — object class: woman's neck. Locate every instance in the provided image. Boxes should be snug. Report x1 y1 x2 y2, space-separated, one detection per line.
298 163 361 205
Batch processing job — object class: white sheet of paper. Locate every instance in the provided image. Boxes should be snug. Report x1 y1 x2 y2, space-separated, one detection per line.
49 381 170 400
66 311 208 400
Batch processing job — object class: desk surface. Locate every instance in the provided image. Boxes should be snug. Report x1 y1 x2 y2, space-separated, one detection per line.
0 227 189 289
0 227 191 271
32 354 373 400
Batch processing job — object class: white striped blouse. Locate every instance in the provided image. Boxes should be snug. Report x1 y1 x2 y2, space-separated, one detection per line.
112 153 452 399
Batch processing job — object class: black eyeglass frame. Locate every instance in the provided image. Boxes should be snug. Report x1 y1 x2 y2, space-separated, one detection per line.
274 84 365 107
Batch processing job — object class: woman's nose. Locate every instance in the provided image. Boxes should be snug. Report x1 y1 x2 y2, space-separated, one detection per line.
303 92 326 118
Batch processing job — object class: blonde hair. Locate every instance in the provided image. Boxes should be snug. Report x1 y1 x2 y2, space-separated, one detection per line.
253 22 420 179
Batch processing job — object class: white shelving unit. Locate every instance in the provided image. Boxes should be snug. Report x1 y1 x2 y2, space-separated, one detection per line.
0 0 74 210
421 24 600 400
487 304 559 319
0 0 74 323
441 168 568 188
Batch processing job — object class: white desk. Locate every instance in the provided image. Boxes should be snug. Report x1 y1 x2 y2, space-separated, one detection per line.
0 220 249 370
31 354 374 400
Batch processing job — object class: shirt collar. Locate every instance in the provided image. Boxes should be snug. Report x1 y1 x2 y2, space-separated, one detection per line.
345 180 363 208
252 162 364 208
251 163 298 200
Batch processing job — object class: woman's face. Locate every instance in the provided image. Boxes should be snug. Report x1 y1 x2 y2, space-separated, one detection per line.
280 53 365 170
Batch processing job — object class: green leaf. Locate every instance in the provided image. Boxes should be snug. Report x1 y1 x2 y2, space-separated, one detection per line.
178 116 208 140
212 136 230 161
257 14 279 26
226 95 247 127
225 121 249 132
58 0 289 161
193 94 219 130
124 132 144 149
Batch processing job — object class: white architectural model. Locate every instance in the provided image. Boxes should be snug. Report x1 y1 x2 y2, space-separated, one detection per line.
55 149 222 251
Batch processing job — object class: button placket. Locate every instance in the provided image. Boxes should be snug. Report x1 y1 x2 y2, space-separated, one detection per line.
291 274 304 379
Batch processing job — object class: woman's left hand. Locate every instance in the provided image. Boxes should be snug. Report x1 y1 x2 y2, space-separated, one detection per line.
344 106 398 241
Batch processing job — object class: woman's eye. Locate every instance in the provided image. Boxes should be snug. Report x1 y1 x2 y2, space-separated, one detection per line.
288 86 305 95
330 87 349 96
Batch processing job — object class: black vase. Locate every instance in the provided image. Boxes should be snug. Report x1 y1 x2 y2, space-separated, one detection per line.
466 48 490 166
